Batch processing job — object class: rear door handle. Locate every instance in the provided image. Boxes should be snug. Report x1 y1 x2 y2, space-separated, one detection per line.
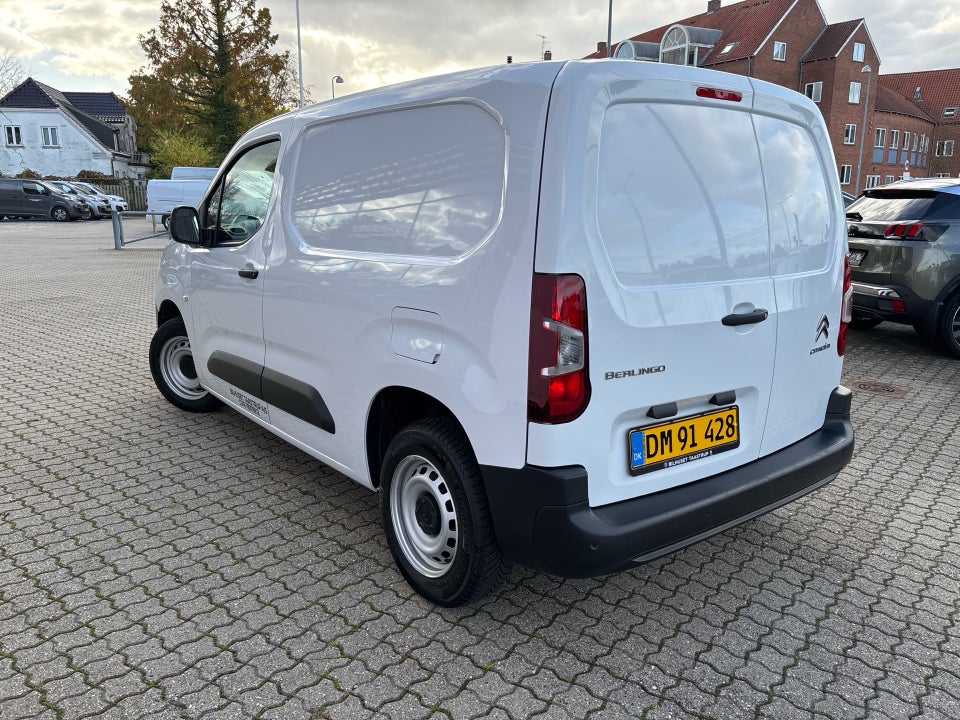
722 308 768 326
238 269 259 279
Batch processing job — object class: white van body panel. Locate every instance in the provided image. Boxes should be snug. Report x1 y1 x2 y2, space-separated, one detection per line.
530 61 845 508
259 64 561 483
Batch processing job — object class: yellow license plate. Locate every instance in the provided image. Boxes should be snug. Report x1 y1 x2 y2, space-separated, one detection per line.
628 406 740 476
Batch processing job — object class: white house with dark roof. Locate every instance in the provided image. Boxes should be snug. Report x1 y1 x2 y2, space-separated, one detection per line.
0 78 147 179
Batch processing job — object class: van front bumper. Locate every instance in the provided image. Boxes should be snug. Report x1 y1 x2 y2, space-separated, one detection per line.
482 386 854 578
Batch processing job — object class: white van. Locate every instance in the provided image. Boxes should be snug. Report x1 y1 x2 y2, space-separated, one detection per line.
150 60 854 606
146 177 210 227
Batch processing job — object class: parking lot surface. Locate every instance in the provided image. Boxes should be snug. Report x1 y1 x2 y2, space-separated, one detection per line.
2 217 959 719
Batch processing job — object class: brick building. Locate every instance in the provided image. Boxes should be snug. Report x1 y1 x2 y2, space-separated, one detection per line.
586 0 960 193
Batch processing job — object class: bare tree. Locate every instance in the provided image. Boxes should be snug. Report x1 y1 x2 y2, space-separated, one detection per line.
0 52 26 96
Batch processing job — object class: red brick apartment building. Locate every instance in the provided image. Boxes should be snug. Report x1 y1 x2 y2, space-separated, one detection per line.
586 0 960 193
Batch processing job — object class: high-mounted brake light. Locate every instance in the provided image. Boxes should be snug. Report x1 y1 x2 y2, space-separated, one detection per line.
528 274 590 424
696 87 743 102
838 254 852 357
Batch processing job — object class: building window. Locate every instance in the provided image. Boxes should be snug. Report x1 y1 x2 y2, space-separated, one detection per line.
853 42 865 62
773 41 787 61
875 128 886 148
804 82 822 103
839 165 852 185
944 107 957 118
844 124 857 145
885 175 895 184
41 127 59 147
936 140 955 157
865 175 880 188
719 42 737 55
849 82 861 104
4 126 22 146
903 131 911 151
889 130 899 149
913 134 919 152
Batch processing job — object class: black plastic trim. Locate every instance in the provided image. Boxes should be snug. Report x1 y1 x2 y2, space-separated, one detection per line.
261 368 335 434
206 352 335 434
647 402 678 419
207 351 262 398
482 386 854 578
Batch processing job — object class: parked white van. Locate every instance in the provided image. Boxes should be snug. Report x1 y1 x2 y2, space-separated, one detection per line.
146 177 210 227
150 60 854 606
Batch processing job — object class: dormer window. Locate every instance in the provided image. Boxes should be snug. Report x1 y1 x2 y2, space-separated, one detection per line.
944 107 958 118
659 24 722 66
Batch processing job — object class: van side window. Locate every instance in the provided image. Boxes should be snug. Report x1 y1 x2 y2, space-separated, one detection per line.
23 181 45 196
290 104 505 260
202 139 280 246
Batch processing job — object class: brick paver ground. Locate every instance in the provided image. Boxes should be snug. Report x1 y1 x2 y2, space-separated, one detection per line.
1 217 958 719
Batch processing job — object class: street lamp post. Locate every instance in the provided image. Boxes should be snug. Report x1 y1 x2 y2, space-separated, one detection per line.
855 65 872 193
606 0 613 57
331 75 344 99
296 0 304 108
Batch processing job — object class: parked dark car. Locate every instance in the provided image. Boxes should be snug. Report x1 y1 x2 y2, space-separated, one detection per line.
0 179 87 221
45 181 111 219
847 177 960 357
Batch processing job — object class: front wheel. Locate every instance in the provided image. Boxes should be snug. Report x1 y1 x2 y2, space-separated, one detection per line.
938 293 960 359
149 318 223 412
51 206 69 222
381 419 506 606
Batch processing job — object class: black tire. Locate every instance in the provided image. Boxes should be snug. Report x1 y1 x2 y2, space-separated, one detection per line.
380 418 506 606
161 214 170 230
51 206 70 222
149 318 223 412
81 207 93 220
938 293 960 359
850 316 883 330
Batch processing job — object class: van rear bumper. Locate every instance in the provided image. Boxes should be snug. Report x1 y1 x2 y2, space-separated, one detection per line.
482 386 854 578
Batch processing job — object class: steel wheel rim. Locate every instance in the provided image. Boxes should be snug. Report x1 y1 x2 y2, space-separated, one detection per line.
159 335 207 400
951 305 960 347
390 454 459 578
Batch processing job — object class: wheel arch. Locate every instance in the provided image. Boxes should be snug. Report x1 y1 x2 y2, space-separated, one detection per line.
366 386 473 489
157 299 183 328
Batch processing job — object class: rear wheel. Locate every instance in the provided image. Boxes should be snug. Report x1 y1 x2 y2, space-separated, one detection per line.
51 206 69 222
149 318 223 412
380 418 506 606
938 293 960 359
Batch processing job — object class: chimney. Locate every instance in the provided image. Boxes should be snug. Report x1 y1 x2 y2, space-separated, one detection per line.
708 0 721 12
597 41 607 54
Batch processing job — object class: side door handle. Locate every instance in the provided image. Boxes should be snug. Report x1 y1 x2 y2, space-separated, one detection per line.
722 308 768 326
238 268 259 279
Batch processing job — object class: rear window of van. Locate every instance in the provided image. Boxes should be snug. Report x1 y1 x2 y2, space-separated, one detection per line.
596 103 833 286
290 103 505 261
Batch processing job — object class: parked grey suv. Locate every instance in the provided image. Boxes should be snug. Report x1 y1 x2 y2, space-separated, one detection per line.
847 178 960 358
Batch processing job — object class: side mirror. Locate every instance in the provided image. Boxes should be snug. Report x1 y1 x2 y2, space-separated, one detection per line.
169 205 201 245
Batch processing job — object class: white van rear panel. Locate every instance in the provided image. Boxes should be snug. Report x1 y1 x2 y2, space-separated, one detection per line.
531 61 845 508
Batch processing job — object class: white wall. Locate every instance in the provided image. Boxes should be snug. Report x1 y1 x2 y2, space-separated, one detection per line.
0 107 114 177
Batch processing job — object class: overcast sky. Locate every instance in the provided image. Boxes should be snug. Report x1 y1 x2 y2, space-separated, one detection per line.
2 1 958 100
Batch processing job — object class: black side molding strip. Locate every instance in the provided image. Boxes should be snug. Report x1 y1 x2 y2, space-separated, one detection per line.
207 351 262 398
261 368 336 434
206 351 335 434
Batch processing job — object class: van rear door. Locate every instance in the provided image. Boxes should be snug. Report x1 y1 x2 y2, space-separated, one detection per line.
530 62 842 508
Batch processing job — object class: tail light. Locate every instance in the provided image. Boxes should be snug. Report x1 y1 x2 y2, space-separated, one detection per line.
838 254 852 357
528 274 590 423
883 222 947 241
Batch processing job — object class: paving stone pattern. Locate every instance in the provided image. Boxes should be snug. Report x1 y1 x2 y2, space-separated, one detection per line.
1 219 959 719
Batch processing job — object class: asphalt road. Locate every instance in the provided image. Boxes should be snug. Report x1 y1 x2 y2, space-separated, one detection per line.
1 216 958 719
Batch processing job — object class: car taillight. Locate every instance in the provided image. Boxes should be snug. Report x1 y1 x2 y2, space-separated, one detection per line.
838 253 852 357
883 222 947 241
528 273 590 424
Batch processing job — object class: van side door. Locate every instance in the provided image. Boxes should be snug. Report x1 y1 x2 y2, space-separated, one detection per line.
182 138 282 423
21 180 48 217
